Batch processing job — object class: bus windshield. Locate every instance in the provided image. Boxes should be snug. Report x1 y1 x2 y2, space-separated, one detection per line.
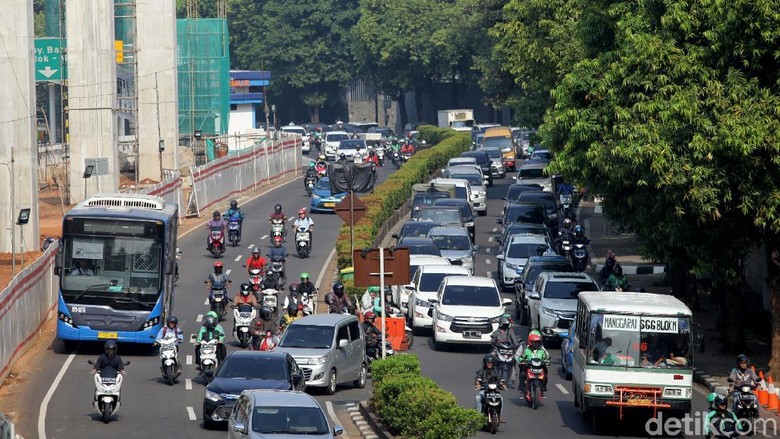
587 313 692 369
61 234 163 309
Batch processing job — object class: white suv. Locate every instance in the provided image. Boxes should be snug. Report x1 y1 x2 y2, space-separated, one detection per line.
496 233 551 289
429 276 511 349
393 255 450 315
406 265 471 332
527 272 599 342
323 131 350 160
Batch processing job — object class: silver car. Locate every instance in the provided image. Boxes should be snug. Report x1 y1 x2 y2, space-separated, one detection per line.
427 226 477 273
228 390 344 438
479 147 506 178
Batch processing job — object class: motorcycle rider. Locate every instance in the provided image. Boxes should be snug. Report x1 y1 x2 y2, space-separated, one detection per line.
232 282 259 309
268 236 289 266
91 340 126 378
705 394 741 439
326 282 353 314
206 210 227 250
256 304 279 334
598 250 617 286
362 311 383 358
244 247 267 275
518 330 550 392
474 354 504 423
606 264 630 291
490 316 520 350
728 354 761 414
283 283 303 310
304 162 318 188
206 261 231 297
282 302 304 328
260 272 281 291
293 208 315 244
315 155 328 176
400 141 415 156
365 149 380 166
336 153 351 166
269 204 288 240
195 311 226 366
156 316 184 344
253 328 277 351
298 272 316 298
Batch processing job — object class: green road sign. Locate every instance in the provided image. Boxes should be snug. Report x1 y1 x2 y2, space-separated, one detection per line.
35 37 66 82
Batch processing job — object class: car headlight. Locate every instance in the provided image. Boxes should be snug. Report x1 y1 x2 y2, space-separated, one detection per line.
490 315 502 323
415 297 429 307
542 307 558 317
313 355 328 365
312 193 320 200
436 311 454 322
505 262 518 269
591 384 613 394
143 316 160 329
205 389 221 402
461 255 473 264
664 388 683 397
465 222 474 228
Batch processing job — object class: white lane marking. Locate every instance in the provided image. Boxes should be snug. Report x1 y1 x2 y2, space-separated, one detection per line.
234 255 242 262
486 271 492 277
247 244 254 249
261 235 268 240
185 379 193 390
38 353 76 439
187 406 197 421
488 236 493 242
556 383 569 395
492 227 497 232
186 355 193 365
203 298 209 306
485 259 491 265
196 314 203 323
486 248 491 254
226 269 232 276
325 401 347 435
316 248 337 290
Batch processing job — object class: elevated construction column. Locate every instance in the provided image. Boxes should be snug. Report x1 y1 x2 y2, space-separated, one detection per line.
66 0 118 203
0 0 40 253
137 0 179 182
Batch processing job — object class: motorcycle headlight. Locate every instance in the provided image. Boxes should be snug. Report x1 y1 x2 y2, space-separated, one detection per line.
143 316 160 329
205 389 222 402
436 311 454 322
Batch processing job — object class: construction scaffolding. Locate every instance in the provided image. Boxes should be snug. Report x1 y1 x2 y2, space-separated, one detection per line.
114 0 139 183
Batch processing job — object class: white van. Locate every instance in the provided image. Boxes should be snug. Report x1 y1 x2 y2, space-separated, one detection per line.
431 178 473 209
405 264 471 331
393 254 450 315
571 292 693 430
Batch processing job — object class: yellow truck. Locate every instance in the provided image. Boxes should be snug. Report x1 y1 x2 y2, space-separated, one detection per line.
483 126 516 171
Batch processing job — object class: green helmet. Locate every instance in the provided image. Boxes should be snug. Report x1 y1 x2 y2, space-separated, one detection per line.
206 311 218 320
707 392 717 404
309 161 315 167
367 286 381 293
300 272 310 280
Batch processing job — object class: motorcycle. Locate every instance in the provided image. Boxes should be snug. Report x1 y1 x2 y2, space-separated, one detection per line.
295 228 312 258
366 335 395 368
391 151 402 169
197 339 220 383
206 283 230 321
208 227 225 258
268 256 286 286
560 193 573 219
259 288 279 312
227 216 241 247
572 242 588 272
87 360 130 423
557 237 573 258
305 175 317 196
270 219 285 243
376 147 385 166
315 162 328 178
155 337 181 385
248 268 264 295
730 379 759 432
313 137 322 151
492 341 517 387
478 380 504 434
521 357 546 409
233 304 257 348
284 290 317 316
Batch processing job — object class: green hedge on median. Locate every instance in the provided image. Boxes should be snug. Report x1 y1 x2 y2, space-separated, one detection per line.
371 355 482 439
334 127 469 296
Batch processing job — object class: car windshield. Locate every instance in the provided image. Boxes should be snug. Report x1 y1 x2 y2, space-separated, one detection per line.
543 281 595 299
484 138 512 149
450 159 476 166
419 272 465 292
482 149 502 159
441 286 500 306
532 151 552 161
216 356 288 380
519 168 545 179
435 202 472 221
507 243 543 258
463 153 489 165
588 314 693 369
283 128 306 136
413 194 447 208
450 174 482 187
430 235 471 251
339 140 364 149
327 133 350 142
400 222 441 238
315 179 330 191
506 185 542 199
519 194 556 212
418 209 461 224
279 325 334 349
252 406 329 435
525 263 573 283
402 245 441 256
505 205 545 224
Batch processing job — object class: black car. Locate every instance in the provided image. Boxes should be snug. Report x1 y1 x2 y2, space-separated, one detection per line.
502 183 543 214
433 198 476 243
412 193 450 220
497 202 547 230
203 351 306 428
517 191 559 233
396 237 442 256
415 207 464 229
394 221 443 241
513 256 574 321
460 150 493 186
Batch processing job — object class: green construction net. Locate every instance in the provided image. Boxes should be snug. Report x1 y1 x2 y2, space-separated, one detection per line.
177 18 231 138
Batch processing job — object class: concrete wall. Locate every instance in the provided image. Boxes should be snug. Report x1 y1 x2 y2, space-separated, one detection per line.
137 0 178 182
227 104 256 142
66 0 118 202
0 0 40 252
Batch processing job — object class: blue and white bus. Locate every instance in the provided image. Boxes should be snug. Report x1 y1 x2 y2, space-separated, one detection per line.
55 194 178 346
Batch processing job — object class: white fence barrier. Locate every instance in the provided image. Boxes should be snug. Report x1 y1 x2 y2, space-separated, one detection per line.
138 171 183 221
0 243 58 384
0 411 14 439
190 136 302 215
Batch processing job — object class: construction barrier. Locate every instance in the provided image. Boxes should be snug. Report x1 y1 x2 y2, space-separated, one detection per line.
189 136 302 216
0 243 58 385
138 170 183 221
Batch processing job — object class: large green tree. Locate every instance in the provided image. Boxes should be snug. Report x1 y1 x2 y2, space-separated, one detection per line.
228 0 359 122
542 0 780 358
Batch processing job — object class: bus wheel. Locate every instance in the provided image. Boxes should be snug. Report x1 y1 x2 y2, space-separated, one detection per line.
63 340 78 352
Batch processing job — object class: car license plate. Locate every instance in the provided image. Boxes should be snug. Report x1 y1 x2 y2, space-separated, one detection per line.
98 332 118 339
627 398 652 406
463 331 481 339
324 202 335 208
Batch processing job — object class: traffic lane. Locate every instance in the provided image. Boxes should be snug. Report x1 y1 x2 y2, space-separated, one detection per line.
42 165 393 436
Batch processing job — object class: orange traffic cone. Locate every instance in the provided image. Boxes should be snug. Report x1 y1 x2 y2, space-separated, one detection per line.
768 388 779 412
757 371 768 406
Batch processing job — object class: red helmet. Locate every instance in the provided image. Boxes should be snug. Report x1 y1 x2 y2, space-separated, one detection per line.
528 332 542 343
364 311 375 320
213 261 223 268
273 236 283 245
298 208 307 215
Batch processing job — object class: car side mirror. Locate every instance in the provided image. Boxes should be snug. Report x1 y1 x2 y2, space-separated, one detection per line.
429 298 439 304
496 254 504 260
338 339 348 348
293 371 304 382
334 426 345 436
527 291 541 300
404 284 415 291
501 299 512 307
232 422 248 435
494 237 502 244
727 378 734 383
391 233 399 240
473 245 480 251
496 219 503 224
87 360 95 365
513 176 518 180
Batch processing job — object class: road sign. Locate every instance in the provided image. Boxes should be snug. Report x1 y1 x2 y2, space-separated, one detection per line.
35 38 65 82
334 193 367 225
353 248 410 287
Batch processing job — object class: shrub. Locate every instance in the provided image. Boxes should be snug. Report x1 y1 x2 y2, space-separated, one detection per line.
394 386 459 438
417 125 456 145
373 374 438 431
370 354 421 385
417 406 484 439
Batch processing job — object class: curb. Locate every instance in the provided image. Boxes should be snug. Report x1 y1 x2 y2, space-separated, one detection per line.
594 263 666 275
345 402 384 439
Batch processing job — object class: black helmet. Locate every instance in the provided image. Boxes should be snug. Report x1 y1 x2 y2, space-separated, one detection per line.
482 354 496 367
333 282 345 295
614 265 623 276
289 284 300 295
104 340 118 356
205 315 217 329
499 316 511 329
240 283 251 296
260 305 273 320
339 153 346 160
287 303 298 315
213 210 220 218
166 316 178 326
714 394 728 408
230 199 238 209
274 204 282 213
737 354 749 366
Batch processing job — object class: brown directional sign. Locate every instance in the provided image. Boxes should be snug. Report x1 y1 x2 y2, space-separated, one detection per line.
353 247 410 287
334 193 367 225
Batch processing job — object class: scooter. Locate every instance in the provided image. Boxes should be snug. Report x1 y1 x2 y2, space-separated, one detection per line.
87 360 130 424
227 216 241 246
729 378 759 433
572 242 588 272
478 380 504 434
155 337 181 385
283 290 317 316
559 193 573 219
305 175 317 196
557 237 573 258
248 268 264 295
521 357 547 409
392 151 402 169
205 282 231 321
259 288 279 311
208 227 225 258
493 341 517 387
366 336 395 368
295 228 312 258
268 256 286 286
233 304 257 348
197 339 219 384
270 219 285 243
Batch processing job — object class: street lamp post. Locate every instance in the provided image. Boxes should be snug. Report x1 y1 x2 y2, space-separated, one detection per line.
83 164 95 200
0 147 16 276
16 209 31 268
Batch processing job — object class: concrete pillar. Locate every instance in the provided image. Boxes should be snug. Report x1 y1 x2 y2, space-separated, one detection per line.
0 1 40 253
137 0 179 183
66 0 118 203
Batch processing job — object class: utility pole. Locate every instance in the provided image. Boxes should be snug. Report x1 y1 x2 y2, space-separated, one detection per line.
155 72 164 181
